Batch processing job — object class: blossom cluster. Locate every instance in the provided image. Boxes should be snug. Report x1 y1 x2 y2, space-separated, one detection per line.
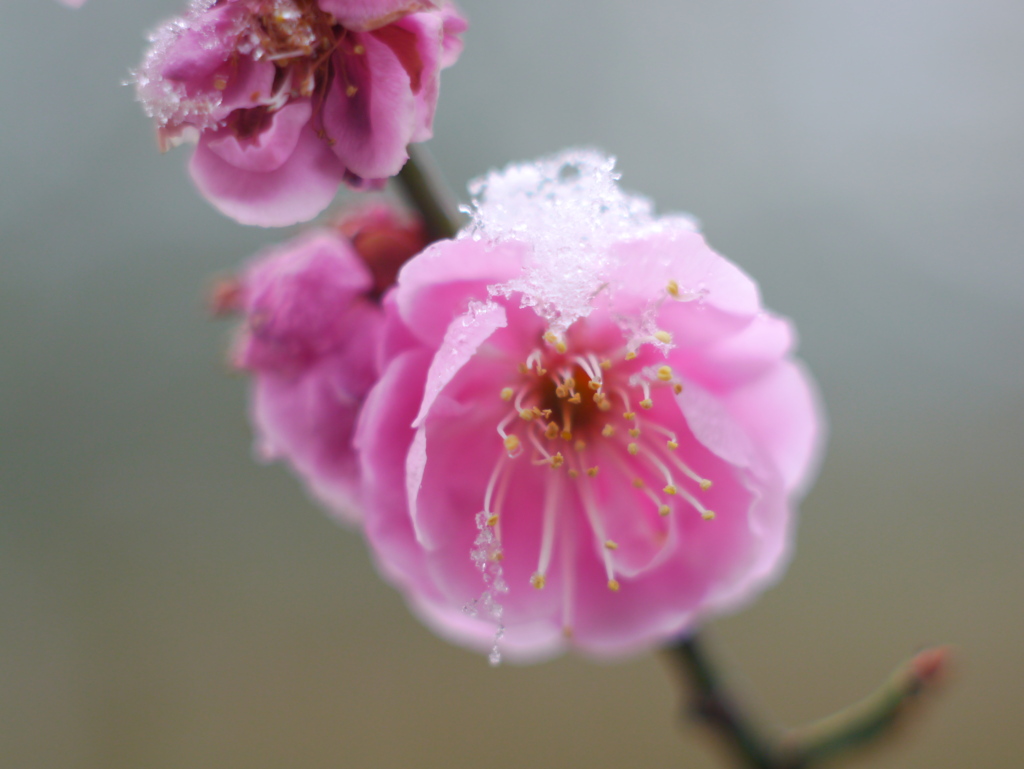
230 151 824 662
134 0 465 226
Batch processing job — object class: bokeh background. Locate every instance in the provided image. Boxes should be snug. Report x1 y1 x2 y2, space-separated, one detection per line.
3 1 1023 767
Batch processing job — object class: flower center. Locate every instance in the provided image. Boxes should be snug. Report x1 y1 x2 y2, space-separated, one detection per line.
484 325 717 611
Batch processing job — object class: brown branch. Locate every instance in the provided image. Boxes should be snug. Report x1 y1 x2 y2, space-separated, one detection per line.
395 143 462 243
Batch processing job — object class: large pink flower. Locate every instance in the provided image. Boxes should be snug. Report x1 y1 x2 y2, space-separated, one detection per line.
355 151 825 662
134 0 466 226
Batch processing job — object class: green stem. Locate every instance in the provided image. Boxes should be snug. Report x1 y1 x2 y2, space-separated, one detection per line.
778 646 950 768
663 636 949 769
395 144 462 242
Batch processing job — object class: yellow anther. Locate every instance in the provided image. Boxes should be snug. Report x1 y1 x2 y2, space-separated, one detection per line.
555 385 568 398
537 367 547 375
654 330 672 344
699 479 713 491
597 399 612 411
664 484 678 495
530 573 547 589
629 428 641 438
656 365 673 381
586 466 600 477
500 387 514 401
556 341 567 353
701 510 716 521
627 443 639 456
213 76 228 91
353 44 366 54
486 514 499 526
538 408 553 419
588 380 601 390
345 84 359 97
519 408 535 421
659 504 671 516
640 398 653 410
667 279 680 298
518 363 529 374
574 439 587 452
604 540 619 550
550 453 565 469
607 579 621 592
667 440 679 450
543 331 557 344
625 351 637 361
491 551 504 562
568 393 582 405
567 469 579 479
565 377 576 390
632 478 644 488
673 383 684 395
602 425 616 437
561 429 573 441
545 422 560 440
504 435 521 453
600 359 612 370
623 411 636 421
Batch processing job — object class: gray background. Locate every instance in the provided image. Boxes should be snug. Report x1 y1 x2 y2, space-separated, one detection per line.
3 1 1023 767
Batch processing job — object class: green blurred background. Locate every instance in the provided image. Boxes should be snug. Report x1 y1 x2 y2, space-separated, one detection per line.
3 1 1023 767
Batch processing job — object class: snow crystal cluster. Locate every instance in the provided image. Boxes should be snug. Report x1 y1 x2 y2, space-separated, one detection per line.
462 149 699 332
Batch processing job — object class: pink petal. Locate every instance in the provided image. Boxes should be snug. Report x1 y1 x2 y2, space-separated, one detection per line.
316 0 437 32
204 101 312 174
722 360 826 495
190 124 346 227
321 30 418 180
394 238 527 347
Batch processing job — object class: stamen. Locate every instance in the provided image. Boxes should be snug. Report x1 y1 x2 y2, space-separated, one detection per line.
500 387 514 401
639 485 672 516
674 485 717 520
576 458 618 588
658 445 713 490
656 365 673 382
602 424 616 437
604 540 619 550
654 330 672 344
667 279 680 298
533 471 560 586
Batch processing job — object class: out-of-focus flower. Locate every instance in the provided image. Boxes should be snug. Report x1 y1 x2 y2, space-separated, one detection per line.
354 150 825 662
57 0 88 7
134 0 466 226
228 203 426 519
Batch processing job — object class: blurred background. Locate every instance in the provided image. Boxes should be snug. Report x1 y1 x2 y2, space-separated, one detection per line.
3 1 1023 767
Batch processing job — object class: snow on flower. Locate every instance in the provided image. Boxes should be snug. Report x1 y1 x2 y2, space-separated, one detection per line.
133 0 466 226
354 150 825 662
228 204 426 520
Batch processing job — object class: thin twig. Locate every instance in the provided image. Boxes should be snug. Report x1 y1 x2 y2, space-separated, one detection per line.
663 635 950 769
777 646 951 768
395 144 462 242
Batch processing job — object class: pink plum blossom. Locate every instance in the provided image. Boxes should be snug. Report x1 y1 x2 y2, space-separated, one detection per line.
354 151 825 662
229 204 426 519
56 0 88 7
134 0 466 226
